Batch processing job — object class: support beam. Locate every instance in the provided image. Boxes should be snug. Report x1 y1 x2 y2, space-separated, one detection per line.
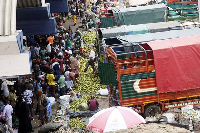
199 0 200 22
0 0 17 36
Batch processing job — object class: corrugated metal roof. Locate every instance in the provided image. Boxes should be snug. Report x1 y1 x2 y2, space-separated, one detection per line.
17 0 44 8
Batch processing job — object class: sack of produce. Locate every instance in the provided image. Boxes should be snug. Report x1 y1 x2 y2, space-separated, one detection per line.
79 103 89 111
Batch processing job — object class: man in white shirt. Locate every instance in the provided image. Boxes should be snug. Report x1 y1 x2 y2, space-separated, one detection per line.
65 47 72 55
1 100 13 133
46 43 51 56
1 79 9 98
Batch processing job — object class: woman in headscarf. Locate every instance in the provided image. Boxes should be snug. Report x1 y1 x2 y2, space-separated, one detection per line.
15 96 33 133
70 53 80 75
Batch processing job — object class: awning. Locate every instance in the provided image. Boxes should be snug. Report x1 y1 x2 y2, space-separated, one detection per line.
118 28 200 43
128 0 152 6
148 35 200 93
0 53 31 78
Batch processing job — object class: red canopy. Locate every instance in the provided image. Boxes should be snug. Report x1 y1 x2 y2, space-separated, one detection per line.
148 35 200 93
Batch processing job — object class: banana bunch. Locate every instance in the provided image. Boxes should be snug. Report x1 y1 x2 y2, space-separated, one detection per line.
70 95 97 111
82 45 96 57
82 31 96 44
68 117 87 129
99 4 104 8
73 57 107 94
78 58 88 73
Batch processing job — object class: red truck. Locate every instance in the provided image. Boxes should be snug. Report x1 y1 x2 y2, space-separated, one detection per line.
101 35 200 117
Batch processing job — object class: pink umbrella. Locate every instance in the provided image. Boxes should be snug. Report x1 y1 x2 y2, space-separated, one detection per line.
88 106 145 133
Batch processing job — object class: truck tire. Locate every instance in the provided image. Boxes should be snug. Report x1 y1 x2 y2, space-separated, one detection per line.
144 104 161 118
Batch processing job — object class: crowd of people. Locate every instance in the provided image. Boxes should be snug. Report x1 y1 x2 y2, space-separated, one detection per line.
0 0 115 131
0 2 101 131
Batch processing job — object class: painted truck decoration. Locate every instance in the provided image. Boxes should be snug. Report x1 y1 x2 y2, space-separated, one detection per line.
104 35 200 117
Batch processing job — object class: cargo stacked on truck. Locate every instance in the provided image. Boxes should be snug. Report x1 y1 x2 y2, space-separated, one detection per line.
100 35 200 117
100 28 200 63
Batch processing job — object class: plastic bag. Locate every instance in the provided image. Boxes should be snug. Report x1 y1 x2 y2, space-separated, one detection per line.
162 113 175 123
97 88 108 96
59 95 70 109
79 103 89 111
47 97 55 106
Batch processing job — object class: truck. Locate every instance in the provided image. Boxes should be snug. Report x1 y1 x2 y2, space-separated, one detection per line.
100 4 166 28
98 34 200 117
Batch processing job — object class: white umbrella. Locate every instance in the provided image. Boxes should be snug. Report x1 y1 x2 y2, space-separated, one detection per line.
88 106 145 133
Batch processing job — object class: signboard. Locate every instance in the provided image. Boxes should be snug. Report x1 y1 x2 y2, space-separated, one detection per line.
165 100 200 109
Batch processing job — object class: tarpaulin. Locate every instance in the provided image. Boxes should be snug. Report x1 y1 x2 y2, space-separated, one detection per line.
100 21 180 38
129 0 152 6
112 4 166 26
148 35 200 93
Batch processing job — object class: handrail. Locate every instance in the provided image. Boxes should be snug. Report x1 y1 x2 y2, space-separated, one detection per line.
117 38 149 60
117 59 154 65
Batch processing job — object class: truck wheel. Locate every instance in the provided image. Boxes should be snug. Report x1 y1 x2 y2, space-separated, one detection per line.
144 104 161 118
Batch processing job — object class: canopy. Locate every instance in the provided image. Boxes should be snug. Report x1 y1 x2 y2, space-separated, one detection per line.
88 106 145 132
148 35 200 93
128 0 152 6
0 53 31 78
118 28 200 43
100 21 181 38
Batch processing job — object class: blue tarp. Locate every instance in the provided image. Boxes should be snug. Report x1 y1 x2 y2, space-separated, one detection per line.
17 4 50 21
46 0 68 13
47 99 52 119
17 19 57 36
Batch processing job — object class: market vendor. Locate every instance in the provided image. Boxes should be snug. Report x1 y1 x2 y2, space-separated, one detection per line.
111 90 120 106
40 94 48 126
87 96 99 111
64 70 79 90
0 79 9 99
23 83 34 119
70 53 80 75
0 100 14 133
57 73 66 96
84 50 95 73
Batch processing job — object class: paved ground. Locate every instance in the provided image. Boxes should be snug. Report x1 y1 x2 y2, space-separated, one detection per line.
31 16 86 133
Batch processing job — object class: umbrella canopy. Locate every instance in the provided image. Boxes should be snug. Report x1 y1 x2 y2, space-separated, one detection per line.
88 106 145 133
